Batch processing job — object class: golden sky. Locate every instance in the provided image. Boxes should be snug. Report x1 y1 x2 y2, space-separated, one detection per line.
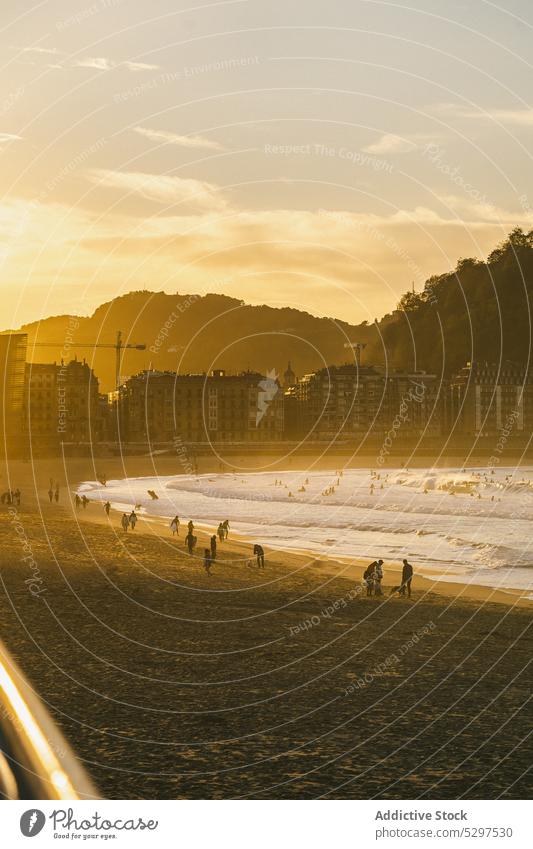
1 0 533 328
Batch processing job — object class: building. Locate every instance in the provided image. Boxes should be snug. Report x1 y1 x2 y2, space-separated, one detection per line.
24 358 103 452
115 369 284 445
24 362 60 453
291 363 442 441
450 361 533 436
0 333 27 454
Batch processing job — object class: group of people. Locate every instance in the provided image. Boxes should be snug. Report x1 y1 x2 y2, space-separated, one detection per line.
1 488 21 506
74 493 90 509
121 510 138 532
363 559 414 597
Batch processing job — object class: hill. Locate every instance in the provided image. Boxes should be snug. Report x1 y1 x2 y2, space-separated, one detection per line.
12 291 376 392
367 228 533 375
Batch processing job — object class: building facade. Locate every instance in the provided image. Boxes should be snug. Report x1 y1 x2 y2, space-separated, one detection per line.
291 364 442 441
449 361 533 436
115 369 284 445
0 333 27 454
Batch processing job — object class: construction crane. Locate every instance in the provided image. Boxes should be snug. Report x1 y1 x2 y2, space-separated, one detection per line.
344 341 367 368
30 330 146 391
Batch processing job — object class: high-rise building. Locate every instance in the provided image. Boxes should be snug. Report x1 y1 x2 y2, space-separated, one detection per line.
0 333 27 454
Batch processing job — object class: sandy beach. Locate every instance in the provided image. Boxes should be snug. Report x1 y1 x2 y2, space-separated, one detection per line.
0 455 532 798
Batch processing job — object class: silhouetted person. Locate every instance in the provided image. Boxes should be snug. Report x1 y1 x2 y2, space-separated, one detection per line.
82 495 88 509
400 559 413 597
204 549 212 575
187 520 194 535
374 560 384 595
121 513 129 532
104 501 111 516
218 523 225 542
210 535 217 560
75 494 81 509
54 485 60 503
170 516 180 535
222 519 229 539
253 544 265 569
185 532 196 554
47 488 53 503
364 561 378 596
129 510 137 530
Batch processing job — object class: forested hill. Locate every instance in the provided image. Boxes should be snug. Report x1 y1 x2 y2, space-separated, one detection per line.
367 229 533 375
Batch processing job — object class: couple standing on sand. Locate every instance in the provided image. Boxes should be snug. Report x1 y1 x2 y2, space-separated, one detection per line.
363 558 413 597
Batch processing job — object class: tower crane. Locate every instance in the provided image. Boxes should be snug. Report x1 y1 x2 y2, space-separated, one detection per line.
29 330 146 391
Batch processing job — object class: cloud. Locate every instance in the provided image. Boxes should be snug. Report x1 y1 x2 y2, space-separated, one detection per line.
133 126 224 151
74 57 160 72
123 61 160 72
75 57 114 71
20 46 61 55
362 134 417 155
88 169 227 210
434 103 533 127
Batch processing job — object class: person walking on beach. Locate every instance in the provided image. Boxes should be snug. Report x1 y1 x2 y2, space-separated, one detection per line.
218 522 225 542
82 495 88 509
75 494 81 509
47 487 54 503
54 485 60 503
253 543 265 569
129 510 137 530
364 561 378 596
400 559 413 597
204 549 212 575
222 519 230 539
104 501 111 517
121 513 129 532
185 532 196 555
373 560 384 596
210 535 217 561
187 520 194 535
170 516 180 536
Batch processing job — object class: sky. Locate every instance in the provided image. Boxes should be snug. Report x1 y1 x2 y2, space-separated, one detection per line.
1 0 533 328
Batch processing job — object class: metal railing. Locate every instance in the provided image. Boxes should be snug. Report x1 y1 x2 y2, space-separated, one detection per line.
0 639 99 799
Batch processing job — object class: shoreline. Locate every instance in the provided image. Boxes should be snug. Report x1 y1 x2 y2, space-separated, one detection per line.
0 458 532 798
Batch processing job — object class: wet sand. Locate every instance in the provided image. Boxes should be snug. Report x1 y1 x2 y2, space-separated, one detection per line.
0 456 531 798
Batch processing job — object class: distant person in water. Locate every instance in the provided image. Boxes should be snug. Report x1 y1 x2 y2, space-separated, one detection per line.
218 523 225 542
222 520 230 539
129 510 137 530
210 535 217 560
170 516 180 535
400 559 413 597
104 501 111 516
204 549 212 575
121 513 129 532
253 544 265 569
